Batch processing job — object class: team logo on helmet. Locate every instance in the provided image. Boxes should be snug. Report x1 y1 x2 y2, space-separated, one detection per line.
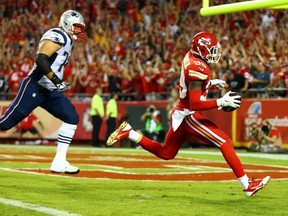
198 38 211 46
71 11 80 18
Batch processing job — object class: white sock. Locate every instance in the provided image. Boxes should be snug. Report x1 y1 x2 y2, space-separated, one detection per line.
238 174 249 189
54 144 69 161
54 123 77 161
128 130 142 143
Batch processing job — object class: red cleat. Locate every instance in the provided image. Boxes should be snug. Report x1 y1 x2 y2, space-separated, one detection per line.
106 121 132 146
244 176 270 196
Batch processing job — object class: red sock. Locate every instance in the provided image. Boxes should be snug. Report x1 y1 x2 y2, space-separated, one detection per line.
220 139 246 178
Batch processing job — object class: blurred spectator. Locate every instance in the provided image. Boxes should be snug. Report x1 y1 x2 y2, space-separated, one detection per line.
0 0 287 99
139 104 165 142
7 65 25 98
247 120 284 153
250 61 271 97
166 87 179 121
17 112 45 144
267 59 288 97
259 120 282 147
222 70 249 95
0 69 8 100
246 122 261 152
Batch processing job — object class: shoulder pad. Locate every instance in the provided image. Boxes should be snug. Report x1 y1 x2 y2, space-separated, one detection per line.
187 60 210 80
190 59 209 71
41 28 68 45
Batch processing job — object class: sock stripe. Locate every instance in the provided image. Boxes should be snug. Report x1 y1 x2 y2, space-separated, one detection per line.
58 134 72 144
136 134 143 143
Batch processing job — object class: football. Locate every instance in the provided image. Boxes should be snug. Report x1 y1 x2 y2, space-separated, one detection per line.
222 92 242 112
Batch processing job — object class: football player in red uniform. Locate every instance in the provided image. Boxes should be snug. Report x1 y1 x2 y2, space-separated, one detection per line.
107 32 270 196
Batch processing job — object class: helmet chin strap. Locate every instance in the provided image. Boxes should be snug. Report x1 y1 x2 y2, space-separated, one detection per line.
191 50 202 57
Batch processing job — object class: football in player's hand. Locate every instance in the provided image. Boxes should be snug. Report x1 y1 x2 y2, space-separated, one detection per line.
222 92 242 112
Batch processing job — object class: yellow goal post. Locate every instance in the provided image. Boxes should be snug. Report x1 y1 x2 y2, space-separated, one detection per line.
200 0 288 16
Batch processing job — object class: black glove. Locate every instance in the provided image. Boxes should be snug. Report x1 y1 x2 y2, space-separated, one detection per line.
50 73 68 92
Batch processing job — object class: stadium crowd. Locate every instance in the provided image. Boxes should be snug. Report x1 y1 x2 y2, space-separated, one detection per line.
0 0 288 101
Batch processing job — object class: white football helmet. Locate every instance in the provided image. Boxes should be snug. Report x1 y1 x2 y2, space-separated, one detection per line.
59 10 86 42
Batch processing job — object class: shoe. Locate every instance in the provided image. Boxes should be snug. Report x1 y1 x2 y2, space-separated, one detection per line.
244 176 270 196
50 161 80 174
106 121 132 146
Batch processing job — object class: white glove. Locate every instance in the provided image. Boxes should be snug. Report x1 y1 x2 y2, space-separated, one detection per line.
55 81 69 92
217 91 241 109
210 79 226 89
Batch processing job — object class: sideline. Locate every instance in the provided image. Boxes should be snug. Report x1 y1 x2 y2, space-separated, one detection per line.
0 197 81 216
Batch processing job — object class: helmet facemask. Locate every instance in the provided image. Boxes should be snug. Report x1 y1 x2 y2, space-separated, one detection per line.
206 44 221 64
70 23 86 42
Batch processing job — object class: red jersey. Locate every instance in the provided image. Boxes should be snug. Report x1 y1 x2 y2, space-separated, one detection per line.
267 126 282 146
177 51 211 110
85 75 99 95
270 127 280 138
8 71 24 94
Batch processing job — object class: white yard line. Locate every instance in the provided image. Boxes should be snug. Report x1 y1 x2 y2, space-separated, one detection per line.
0 197 81 216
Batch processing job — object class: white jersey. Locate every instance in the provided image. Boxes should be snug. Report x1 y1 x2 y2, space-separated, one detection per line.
29 28 74 90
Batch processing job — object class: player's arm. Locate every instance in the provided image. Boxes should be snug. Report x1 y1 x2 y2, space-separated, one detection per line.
261 129 278 144
36 40 61 78
262 134 277 144
35 40 68 92
189 80 241 111
188 80 218 110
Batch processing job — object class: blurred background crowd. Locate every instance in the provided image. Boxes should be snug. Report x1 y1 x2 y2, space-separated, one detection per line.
0 0 287 101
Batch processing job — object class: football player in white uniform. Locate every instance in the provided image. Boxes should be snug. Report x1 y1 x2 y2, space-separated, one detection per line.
0 10 86 174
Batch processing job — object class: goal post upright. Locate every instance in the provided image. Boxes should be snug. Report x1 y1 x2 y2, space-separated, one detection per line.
200 0 288 16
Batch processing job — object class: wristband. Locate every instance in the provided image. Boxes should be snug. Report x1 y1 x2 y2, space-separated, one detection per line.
50 73 62 85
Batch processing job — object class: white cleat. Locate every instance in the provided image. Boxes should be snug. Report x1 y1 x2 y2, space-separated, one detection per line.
50 161 80 174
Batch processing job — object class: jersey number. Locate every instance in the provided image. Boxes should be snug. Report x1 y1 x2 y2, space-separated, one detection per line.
58 51 69 72
179 68 187 99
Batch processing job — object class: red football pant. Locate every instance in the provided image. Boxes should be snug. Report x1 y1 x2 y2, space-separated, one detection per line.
138 112 245 178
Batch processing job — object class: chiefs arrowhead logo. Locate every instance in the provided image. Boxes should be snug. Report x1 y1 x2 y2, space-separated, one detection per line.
198 38 211 46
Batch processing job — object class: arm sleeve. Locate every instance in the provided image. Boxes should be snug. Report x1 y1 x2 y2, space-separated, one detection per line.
189 89 218 111
35 53 52 75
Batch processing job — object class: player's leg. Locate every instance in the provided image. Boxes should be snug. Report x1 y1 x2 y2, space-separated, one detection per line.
106 117 116 140
91 115 102 147
107 121 186 160
137 125 186 159
185 113 246 178
41 92 79 174
0 77 40 130
184 112 270 196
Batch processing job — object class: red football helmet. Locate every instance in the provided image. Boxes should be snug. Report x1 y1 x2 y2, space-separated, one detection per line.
191 32 221 64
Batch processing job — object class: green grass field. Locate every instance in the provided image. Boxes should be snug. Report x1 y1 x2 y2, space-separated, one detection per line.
0 144 287 216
